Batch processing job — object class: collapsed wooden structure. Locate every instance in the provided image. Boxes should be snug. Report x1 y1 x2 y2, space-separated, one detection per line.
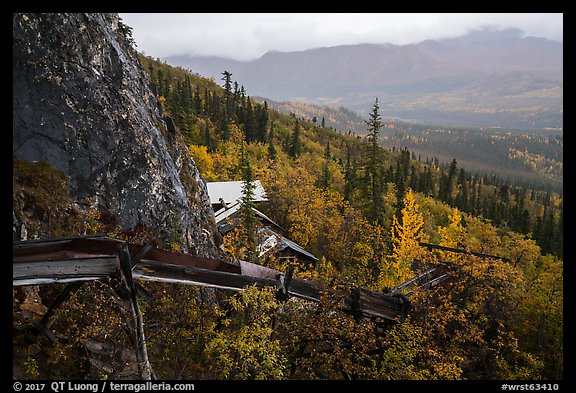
11 235 411 379
13 235 416 320
13 235 508 379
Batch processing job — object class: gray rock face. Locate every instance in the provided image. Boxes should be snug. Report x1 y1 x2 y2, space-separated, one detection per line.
13 13 220 257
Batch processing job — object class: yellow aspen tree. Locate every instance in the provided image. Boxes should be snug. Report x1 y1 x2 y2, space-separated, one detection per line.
437 207 466 265
379 189 428 289
188 144 216 180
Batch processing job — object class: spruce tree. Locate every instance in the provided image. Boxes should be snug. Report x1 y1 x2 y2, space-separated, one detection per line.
394 161 406 222
193 86 202 115
244 99 256 142
343 143 354 202
267 122 277 161
320 140 331 189
440 159 458 204
365 98 384 224
289 119 301 158
256 101 269 143
239 144 259 264
203 122 215 152
221 70 233 121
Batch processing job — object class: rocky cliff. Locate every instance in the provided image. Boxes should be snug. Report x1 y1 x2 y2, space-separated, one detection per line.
13 13 220 257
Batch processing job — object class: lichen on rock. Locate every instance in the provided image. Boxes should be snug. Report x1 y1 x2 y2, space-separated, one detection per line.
13 13 220 258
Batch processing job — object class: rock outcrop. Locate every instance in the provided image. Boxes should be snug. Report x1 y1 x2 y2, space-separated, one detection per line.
13 13 220 258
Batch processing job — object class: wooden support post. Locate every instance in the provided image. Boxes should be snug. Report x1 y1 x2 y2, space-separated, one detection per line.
39 281 83 326
117 243 153 380
33 282 84 341
393 293 410 322
130 243 153 269
277 264 295 300
352 287 362 323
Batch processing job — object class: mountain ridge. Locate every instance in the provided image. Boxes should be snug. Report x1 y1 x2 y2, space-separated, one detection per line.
165 28 562 130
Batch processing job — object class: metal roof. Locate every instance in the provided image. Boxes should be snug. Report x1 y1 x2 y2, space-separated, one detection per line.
213 201 284 235
206 180 267 206
257 227 318 262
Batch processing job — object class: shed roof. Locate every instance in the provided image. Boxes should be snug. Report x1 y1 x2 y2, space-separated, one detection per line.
257 227 318 262
213 201 284 235
206 180 267 206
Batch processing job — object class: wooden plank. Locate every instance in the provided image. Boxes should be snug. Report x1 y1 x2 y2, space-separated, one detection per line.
286 279 405 321
286 277 324 302
12 235 114 256
342 288 405 320
405 273 452 296
134 260 363 317
13 257 119 286
240 260 281 280
133 260 280 292
388 266 442 294
140 248 240 273
14 276 105 286
13 250 114 262
117 243 153 380
14 236 241 274
419 242 510 262
13 241 73 257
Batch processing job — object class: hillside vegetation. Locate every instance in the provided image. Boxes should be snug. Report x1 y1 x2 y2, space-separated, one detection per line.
136 55 563 379
256 97 563 194
13 47 563 380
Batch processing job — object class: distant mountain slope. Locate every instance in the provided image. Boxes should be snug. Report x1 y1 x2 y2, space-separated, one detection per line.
166 28 562 130
253 97 367 135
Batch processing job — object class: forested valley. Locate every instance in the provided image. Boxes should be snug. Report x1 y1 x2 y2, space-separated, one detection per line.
259 98 563 195
13 46 563 381
142 56 562 260
136 56 563 379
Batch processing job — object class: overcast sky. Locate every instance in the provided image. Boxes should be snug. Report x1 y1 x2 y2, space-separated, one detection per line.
119 13 563 61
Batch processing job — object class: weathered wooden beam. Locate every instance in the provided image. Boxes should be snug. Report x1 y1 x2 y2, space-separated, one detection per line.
342 288 405 321
12 237 408 322
388 266 443 295
13 257 119 286
419 242 511 262
130 243 153 269
134 260 405 321
133 259 280 292
286 277 324 303
39 282 84 328
405 273 452 296
277 264 295 300
117 243 153 381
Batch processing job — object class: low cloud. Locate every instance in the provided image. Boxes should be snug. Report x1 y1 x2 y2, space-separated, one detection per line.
120 13 563 61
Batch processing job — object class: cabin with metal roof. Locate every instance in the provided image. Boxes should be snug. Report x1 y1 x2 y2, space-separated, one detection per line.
206 180 318 265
